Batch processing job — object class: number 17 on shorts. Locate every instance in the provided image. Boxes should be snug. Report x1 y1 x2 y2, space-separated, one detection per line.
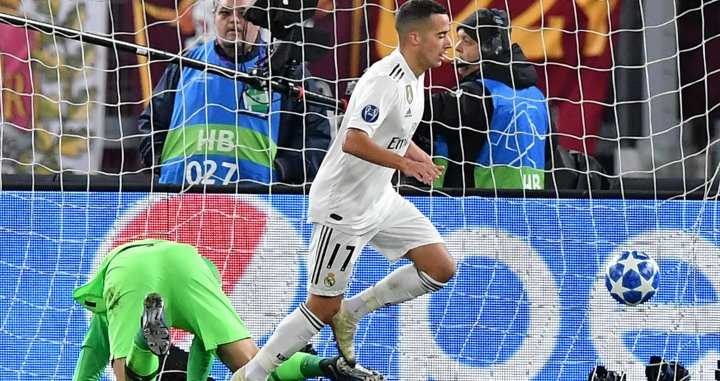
307 224 366 297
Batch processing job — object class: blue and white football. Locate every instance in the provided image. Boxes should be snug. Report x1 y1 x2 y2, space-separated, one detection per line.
605 250 660 305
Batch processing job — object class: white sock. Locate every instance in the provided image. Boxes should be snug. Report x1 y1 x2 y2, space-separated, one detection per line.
345 264 446 320
243 303 324 381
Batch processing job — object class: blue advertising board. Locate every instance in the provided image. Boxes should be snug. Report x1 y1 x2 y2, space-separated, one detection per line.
1 191 719 380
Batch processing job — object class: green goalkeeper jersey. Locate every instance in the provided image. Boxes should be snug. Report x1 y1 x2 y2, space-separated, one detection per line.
72 239 250 380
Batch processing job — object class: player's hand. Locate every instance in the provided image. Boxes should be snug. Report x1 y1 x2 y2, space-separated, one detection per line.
402 160 443 185
415 149 434 166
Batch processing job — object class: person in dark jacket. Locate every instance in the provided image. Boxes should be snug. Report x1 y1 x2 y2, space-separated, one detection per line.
415 8 549 189
138 0 331 185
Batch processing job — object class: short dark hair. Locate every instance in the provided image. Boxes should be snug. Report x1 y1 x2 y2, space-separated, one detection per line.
395 0 447 35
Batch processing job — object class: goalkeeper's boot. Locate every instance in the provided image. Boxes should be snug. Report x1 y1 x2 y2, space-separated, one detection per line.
299 343 318 355
331 301 359 367
142 293 170 356
320 356 385 381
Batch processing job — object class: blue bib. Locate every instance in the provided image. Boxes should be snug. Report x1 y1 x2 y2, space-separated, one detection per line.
475 78 548 170
159 40 282 185
476 78 548 170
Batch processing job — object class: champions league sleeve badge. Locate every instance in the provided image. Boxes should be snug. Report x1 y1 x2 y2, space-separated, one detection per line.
361 104 380 123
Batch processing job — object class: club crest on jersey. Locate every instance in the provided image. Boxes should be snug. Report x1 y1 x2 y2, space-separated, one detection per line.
405 85 413 103
324 272 336 287
361 105 380 123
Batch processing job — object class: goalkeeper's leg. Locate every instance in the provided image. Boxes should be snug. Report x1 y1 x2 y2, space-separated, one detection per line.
223 346 384 381
114 331 161 381
219 339 327 381
122 293 170 380
270 351 384 381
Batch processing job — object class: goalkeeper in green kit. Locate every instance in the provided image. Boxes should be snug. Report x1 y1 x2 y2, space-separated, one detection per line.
72 239 383 381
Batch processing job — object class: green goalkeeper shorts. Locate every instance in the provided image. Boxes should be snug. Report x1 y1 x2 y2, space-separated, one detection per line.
103 240 250 359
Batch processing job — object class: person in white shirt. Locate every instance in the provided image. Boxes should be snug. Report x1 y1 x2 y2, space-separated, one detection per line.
233 1 455 380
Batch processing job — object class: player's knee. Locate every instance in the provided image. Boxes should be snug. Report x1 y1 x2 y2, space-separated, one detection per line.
408 243 455 284
438 258 457 283
430 258 456 284
420 252 456 284
306 294 342 324
315 305 340 324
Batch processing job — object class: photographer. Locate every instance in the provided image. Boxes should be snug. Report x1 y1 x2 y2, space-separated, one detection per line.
415 8 549 190
138 0 331 185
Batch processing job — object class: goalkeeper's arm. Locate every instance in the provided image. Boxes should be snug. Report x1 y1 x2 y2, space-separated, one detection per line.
73 314 111 381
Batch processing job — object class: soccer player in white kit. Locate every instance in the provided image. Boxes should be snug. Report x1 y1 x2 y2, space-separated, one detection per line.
234 1 455 380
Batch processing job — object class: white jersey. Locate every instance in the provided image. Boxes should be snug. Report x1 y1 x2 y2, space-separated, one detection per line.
308 49 426 234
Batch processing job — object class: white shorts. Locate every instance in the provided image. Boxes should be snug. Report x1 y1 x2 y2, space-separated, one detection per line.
307 199 444 297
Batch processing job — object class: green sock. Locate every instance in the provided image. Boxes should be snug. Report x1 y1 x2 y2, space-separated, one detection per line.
126 329 158 377
268 352 324 381
134 328 150 350
187 336 214 381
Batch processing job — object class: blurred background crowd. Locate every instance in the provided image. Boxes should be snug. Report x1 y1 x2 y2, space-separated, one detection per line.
0 0 718 188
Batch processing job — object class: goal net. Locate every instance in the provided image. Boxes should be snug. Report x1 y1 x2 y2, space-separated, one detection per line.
1 0 719 380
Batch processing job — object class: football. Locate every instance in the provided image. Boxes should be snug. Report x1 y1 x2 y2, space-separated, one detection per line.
605 250 660 305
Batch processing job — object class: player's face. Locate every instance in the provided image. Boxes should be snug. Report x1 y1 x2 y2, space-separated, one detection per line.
416 13 452 69
455 29 481 77
215 0 260 49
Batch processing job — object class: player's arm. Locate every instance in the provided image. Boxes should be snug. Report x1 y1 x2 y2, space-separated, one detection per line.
404 140 434 164
73 314 111 381
343 128 442 185
343 75 442 185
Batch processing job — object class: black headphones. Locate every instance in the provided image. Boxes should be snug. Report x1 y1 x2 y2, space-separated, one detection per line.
476 8 511 60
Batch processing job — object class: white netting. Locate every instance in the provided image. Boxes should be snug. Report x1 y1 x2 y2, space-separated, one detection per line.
1 0 720 380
